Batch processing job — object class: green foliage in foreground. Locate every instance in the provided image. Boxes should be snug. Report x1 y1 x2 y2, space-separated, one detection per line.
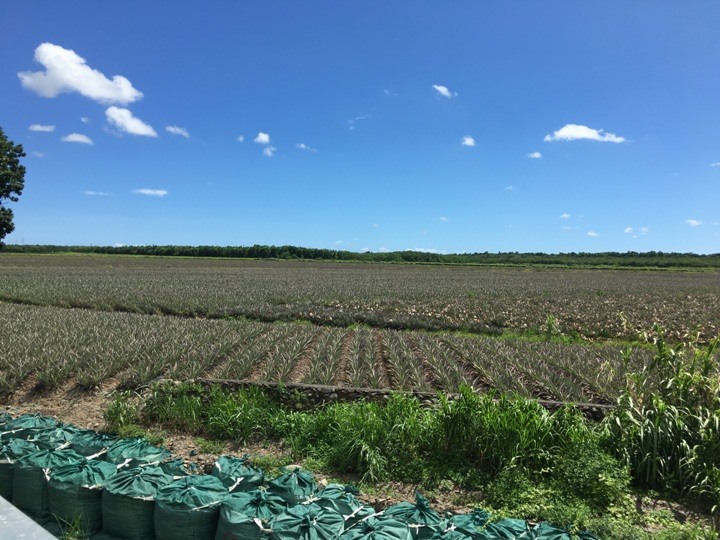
105 380 718 538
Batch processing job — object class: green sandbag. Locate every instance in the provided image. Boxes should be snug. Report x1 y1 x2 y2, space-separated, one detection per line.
48 459 119 533
30 424 83 450
2 413 59 442
70 429 116 457
475 518 530 540
106 437 171 467
308 485 375 529
212 455 265 492
383 494 445 540
340 516 413 540
102 465 173 539
0 413 11 430
270 503 346 540
222 489 287 521
12 448 84 519
445 510 492 539
159 458 190 477
529 522 572 540
267 467 317 505
0 438 39 500
215 510 271 540
153 475 229 540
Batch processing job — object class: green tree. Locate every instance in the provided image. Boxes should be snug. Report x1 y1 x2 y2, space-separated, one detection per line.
0 127 26 247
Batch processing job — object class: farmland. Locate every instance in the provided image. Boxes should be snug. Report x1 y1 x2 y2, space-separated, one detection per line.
2 253 716 400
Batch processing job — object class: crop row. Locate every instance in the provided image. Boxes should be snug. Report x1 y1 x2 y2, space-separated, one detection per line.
0 302 653 403
0 254 717 341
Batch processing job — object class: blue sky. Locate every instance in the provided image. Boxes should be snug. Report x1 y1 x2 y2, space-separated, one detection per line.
1 2 719 254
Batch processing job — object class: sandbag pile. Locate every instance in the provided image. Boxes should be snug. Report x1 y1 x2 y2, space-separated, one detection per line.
0 413 601 540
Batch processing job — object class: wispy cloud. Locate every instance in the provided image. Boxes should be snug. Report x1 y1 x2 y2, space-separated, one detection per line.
625 226 650 237
61 133 93 145
408 247 446 254
165 125 189 138
624 226 633 234
346 115 370 131
133 188 167 197
560 213 571 219
432 84 457 99
263 146 277 157
31 151 45 158
435 216 449 222
505 185 516 191
686 219 702 227
83 190 110 196
711 162 720 167
254 132 270 144
544 124 625 143
587 231 599 237
461 136 475 147
527 151 542 159
236 135 245 143
105 107 157 137
80 117 90 124
19 43 142 105
29 124 55 132
296 143 317 152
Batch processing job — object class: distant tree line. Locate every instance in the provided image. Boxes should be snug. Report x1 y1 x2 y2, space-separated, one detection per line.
3 244 720 269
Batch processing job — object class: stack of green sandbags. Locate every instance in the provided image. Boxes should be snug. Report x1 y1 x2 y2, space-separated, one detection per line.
440 509 492 539
270 503 346 540
0 438 40 500
212 455 265 492
215 489 287 539
383 494 445 540
12 448 85 521
340 515 413 540
48 458 119 534
101 465 174 539
153 474 229 540
267 466 317 506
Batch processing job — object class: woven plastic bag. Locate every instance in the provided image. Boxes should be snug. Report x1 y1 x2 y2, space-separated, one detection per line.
212 455 265 492
270 503 346 540
101 465 173 539
340 515 413 540
0 438 39 500
153 474 229 540
12 448 84 519
267 466 317 505
382 494 445 540
48 458 118 533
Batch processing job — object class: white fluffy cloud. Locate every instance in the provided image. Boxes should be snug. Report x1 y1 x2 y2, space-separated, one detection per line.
133 188 168 197
29 124 55 132
18 43 143 105
296 143 317 152
587 231 599 237
263 146 277 157
165 126 189 138
461 136 475 147
254 132 270 144
624 226 633 234
61 133 93 145
432 84 456 98
544 124 625 143
686 219 702 227
237 135 245 143
527 151 542 159
105 107 157 137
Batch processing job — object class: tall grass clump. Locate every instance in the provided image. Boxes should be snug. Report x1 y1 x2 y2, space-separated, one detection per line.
603 325 720 522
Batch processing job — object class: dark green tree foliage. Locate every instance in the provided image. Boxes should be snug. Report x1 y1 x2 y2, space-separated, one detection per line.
0 127 26 247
